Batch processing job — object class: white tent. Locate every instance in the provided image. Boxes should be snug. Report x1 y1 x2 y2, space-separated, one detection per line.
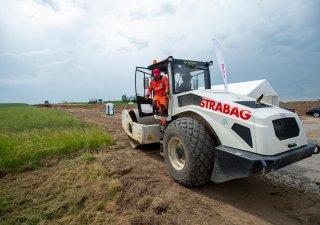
211 79 279 106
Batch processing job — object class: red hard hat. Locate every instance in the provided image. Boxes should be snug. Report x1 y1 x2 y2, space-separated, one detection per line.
153 68 160 76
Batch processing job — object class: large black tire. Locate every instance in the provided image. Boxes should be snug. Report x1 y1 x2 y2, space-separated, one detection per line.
313 112 320 118
163 117 215 187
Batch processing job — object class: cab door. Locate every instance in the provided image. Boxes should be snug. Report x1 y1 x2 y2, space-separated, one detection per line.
135 67 154 117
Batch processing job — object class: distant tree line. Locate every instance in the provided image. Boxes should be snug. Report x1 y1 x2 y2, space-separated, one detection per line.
122 94 136 102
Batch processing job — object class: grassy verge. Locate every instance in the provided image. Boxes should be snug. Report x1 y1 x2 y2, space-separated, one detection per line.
0 104 112 171
107 100 136 107
0 156 121 225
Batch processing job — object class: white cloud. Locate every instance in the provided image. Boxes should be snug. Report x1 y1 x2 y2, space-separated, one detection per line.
3 49 75 57
118 32 149 50
39 0 60 12
76 64 89 72
0 76 41 87
0 0 319 103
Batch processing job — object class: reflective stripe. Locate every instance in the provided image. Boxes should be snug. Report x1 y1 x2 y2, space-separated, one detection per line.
153 83 163 91
150 75 168 95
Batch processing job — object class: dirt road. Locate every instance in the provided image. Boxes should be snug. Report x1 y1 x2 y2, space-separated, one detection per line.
281 116 320 181
52 104 320 225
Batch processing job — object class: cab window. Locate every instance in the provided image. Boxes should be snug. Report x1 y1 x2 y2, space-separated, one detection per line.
173 63 208 93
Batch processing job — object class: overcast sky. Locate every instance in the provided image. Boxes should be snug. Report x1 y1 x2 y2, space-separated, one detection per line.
0 0 319 104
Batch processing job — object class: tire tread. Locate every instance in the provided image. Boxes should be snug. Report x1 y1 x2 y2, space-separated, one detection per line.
164 117 215 187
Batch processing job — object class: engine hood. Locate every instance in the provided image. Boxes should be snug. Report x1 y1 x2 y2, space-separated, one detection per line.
195 89 253 103
176 89 307 156
184 89 278 121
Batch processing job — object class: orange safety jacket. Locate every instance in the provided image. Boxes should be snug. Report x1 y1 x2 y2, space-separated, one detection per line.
147 76 169 97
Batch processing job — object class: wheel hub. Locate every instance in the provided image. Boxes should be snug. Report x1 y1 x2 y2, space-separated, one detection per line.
168 137 186 170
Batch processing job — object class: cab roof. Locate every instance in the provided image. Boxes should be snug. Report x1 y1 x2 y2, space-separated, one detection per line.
147 56 210 71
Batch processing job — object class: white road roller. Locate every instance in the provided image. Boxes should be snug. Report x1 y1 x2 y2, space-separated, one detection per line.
122 56 319 186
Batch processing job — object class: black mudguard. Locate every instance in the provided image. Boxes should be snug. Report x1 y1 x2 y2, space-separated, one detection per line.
211 143 319 184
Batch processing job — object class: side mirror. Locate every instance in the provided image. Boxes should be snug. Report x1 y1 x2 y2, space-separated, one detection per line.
144 77 150 89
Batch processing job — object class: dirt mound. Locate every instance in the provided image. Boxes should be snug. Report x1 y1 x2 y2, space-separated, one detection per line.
280 100 320 116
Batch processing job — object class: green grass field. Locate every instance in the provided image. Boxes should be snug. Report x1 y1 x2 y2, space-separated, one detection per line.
62 101 136 107
0 103 112 171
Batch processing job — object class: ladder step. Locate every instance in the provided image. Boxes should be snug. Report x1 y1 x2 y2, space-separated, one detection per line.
160 140 164 157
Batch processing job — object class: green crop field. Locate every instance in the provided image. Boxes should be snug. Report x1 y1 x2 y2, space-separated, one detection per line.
62 101 136 107
107 100 136 107
0 103 112 171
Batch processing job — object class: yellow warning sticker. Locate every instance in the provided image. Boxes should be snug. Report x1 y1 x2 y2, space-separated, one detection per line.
147 134 153 140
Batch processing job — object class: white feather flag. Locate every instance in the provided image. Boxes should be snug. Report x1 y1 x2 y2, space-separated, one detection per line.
212 38 228 91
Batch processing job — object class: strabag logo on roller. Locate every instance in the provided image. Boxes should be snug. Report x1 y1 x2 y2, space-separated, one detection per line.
200 98 252 120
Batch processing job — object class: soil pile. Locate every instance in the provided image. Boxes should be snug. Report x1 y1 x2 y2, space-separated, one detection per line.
280 100 320 116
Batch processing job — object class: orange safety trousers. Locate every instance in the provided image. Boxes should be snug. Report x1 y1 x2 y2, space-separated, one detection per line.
153 95 168 113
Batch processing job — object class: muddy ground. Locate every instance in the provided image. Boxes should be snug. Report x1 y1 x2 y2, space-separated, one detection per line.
1 103 320 225
52 104 320 225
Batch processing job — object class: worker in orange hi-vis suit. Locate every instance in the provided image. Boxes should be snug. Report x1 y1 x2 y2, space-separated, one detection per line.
145 68 169 116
